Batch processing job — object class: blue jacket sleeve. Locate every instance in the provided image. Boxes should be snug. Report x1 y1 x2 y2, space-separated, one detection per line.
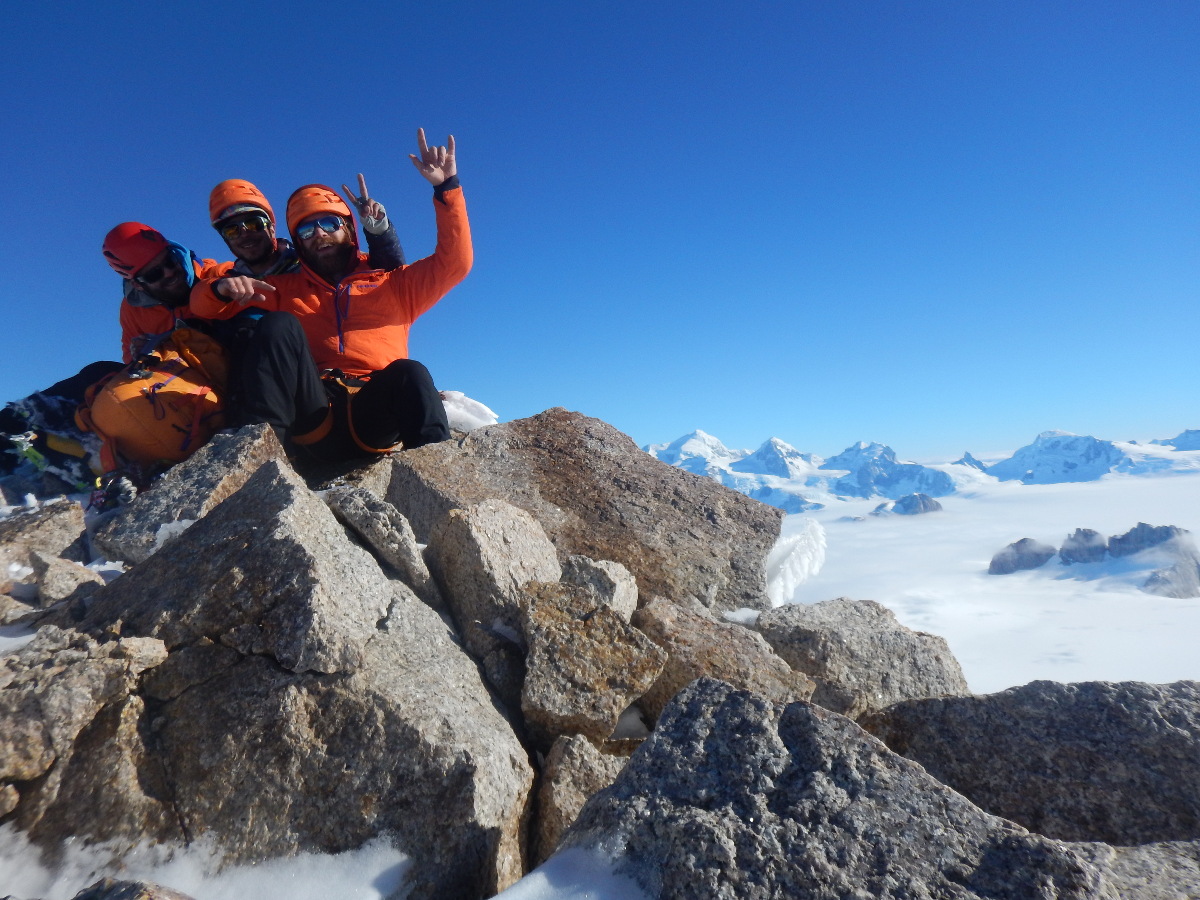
364 222 406 270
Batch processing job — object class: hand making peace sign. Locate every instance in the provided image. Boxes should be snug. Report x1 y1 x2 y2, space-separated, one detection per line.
341 173 386 224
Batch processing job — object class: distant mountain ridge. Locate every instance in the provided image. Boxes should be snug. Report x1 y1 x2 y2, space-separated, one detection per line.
645 427 1200 513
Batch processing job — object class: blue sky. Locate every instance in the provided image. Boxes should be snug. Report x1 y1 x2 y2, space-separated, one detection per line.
1 1 1196 461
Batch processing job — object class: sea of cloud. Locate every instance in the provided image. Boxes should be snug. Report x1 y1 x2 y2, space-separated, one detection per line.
788 470 1200 693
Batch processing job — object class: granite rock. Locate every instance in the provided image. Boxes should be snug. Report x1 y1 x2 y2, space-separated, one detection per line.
756 597 971 718
379 408 782 614
520 581 665 748
559 677 1148 899
631 596 814 722
91 424 286 564
534 734 630 865
861 679 1200 845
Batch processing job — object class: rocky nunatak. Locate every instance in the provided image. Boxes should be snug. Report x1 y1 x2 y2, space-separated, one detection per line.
2 408 1199 900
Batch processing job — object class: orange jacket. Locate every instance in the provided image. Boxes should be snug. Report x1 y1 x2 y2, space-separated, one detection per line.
191 185 471 376
119 256 221 362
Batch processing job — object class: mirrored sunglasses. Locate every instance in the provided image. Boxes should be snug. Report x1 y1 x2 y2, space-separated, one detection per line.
219 215 271 241
135 253 181 286
296 215 345 241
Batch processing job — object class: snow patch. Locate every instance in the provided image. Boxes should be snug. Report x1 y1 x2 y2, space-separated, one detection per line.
494 846 650 900
153 518 197 554
442 390 499 432
0 825 411 900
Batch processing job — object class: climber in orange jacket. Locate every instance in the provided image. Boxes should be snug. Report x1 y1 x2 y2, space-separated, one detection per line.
103 223 222 362
191 128 471 456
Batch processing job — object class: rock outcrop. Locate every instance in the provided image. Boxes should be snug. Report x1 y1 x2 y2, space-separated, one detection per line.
1108 522 1189 557
3 408 1199 900
631 596 814 722
1059 527 1108 564
988 536 1056 574
870 492 942 516
558 677 1200 899
756 597 971 718
861 679 1200 845
375 408 783 614
1142 539 1200 598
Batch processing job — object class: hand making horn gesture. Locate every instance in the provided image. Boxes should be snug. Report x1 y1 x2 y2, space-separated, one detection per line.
409 128 456 186
341 173 387 225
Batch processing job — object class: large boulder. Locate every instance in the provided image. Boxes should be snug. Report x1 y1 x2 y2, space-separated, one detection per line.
755 597 971 718
860 679 1200 845
428 498 562 701
17 460 535 899
91 424 286 564
556 677 1200 899
533 734 630 865
630 596 814 722
0 626 168 829
520 581 666 749
73 459 391 675
376 408 782 614
0 498 87 570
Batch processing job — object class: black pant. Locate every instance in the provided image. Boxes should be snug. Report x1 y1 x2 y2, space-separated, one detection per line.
348 358 451 450
221 310 449 460
44 361 124 404
220 310 329 439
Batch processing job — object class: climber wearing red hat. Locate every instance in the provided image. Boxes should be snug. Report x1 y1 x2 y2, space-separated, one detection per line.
191 128 472 459
102 222 221 363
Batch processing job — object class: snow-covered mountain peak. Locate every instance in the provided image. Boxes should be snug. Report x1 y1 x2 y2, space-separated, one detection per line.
987 432 1127 484
820 441 897 471
729 437 823 480
646 429 744 465
1152 429 1200 451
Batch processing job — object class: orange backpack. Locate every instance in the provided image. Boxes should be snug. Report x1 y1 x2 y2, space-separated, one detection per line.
76 327 229 476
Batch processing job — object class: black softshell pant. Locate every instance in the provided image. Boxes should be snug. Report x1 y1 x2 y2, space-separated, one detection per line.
222 310 449 460
221 310 329 439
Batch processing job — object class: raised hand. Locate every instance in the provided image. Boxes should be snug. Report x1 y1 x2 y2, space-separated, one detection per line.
409 128 456 186
341 173 386 223
215 275 276 305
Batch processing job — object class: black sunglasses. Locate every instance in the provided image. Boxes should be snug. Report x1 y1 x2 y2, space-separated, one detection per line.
219 215 271 241
296 215 345 241
136 253 181 286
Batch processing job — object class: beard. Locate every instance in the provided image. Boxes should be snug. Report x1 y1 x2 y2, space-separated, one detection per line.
300 242 358 284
